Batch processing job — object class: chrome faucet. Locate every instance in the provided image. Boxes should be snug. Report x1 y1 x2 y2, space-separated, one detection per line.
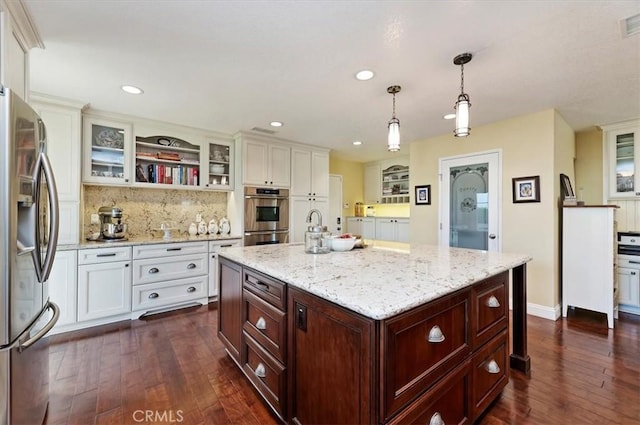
306 209 323 227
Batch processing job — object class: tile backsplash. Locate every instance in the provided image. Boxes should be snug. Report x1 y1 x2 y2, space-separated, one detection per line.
83 186 228 238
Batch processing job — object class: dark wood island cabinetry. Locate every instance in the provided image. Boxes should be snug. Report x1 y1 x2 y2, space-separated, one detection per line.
217 244 530 424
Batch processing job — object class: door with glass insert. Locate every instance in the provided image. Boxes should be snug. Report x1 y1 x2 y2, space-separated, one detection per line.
440 151 501 252
609 129 638 197
82 116 132 185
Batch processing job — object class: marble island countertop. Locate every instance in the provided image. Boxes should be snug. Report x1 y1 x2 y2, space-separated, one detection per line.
58 233 242 251
219 243 532 320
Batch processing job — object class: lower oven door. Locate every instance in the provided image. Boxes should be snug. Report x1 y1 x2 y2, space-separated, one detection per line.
244 230 289 246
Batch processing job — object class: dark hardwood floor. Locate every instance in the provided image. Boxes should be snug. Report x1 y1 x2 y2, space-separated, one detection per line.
44 304 639 425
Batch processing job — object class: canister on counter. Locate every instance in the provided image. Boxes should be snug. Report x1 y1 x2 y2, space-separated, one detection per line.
354 202 364 217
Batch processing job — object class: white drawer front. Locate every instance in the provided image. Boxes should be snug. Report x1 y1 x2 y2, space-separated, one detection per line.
133 241 208 259
78 246 132 265
133 253 208 285
132 276 207 311
208 239 242 252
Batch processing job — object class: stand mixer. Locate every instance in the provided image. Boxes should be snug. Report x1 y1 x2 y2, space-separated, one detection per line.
97 206 128 241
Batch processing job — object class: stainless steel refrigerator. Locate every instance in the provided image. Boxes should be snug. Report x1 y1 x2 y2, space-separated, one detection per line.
0 87 60 425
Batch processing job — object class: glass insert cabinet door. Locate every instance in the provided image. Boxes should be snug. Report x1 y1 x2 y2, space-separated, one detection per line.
609 129 638 197
206 141 233 189
82 116 132 185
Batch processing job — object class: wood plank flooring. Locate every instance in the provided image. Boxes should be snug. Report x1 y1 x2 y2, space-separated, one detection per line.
44 304 640 425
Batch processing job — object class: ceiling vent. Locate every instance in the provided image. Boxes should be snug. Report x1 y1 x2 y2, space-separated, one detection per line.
251 126 277 134
622 13 640 38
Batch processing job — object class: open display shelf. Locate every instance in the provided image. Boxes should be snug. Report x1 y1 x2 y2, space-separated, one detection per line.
135 136 201 187
382 164 410 204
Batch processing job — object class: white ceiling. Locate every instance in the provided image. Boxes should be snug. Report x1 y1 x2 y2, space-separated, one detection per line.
24 1 640 163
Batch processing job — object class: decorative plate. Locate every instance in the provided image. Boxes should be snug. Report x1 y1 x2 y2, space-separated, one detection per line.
95 128 124 149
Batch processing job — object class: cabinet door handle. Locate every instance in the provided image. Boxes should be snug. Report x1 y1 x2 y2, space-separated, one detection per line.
96 253 116 257
296 303 307 331
427 325 445 343
255 363 266 378
148 292 159 299
149 267 159 274
220 244 233 248
429 412 444 425
187 263 196 269
256 316 267 330
186 286 196 293
632 272 637 275
486 295 501 308
166 247 182 252
484 359 501 374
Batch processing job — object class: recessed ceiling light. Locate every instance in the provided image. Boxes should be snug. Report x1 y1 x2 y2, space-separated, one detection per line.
443 113 456 120
121 85 143 95
353 140 362 146
355 70 375 81
270 121 283 127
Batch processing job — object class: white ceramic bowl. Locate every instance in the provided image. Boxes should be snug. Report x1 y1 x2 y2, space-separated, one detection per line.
210 164 225 174
330 236 357 252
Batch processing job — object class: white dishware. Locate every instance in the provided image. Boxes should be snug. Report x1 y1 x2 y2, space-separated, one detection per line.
208 219 219 234
219 217 230 234
188 223 198 236
330 236 357 252
197 221 207 235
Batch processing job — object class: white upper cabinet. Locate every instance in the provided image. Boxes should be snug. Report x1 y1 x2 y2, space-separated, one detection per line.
241 136 291 187
82 115 133 185
291 148 329 197
364 163 381 204
604 120 640 199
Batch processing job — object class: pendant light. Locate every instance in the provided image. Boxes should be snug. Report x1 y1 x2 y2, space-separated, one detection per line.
453 53 472 137
387 85 401 151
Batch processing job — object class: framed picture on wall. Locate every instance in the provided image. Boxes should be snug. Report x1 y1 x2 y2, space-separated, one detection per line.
415 185 431 205
512 175 540 203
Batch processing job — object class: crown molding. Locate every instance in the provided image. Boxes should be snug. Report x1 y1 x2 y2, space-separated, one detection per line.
2 0 44 49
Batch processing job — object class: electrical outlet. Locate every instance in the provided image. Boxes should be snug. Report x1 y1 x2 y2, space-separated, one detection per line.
343 202 349 209
90 214 100 225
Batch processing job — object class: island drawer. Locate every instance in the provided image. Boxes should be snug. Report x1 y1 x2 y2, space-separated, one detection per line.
382 289 471 420
470 329 509 418
131 275 207 312
242 333 286 418
132 253 208 285
133 241 208 259
471 271 508 349
243 268 286 310
387 360 471 425
243 289 286 363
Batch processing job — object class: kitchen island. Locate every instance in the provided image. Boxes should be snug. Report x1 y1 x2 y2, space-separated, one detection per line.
218 243 531 424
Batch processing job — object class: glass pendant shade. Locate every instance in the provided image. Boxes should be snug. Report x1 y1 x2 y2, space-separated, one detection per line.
454 93 470 137
388 117 400 151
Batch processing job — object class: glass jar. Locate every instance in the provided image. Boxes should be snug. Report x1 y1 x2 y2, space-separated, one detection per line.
305 225 331 254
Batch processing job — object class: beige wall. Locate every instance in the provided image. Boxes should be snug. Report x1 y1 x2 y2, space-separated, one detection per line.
329 156 364 217
409 109 570 311
575 128 604 205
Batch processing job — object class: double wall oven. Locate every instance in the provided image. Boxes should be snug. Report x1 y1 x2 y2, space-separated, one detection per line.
244 187 289 246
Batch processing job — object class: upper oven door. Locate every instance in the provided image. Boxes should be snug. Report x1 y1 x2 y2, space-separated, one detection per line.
244 189 289 232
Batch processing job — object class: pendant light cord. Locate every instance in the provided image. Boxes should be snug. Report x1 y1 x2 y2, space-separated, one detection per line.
460 63 465 95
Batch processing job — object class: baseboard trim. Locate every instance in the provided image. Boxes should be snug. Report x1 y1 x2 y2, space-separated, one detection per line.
525 302 560 321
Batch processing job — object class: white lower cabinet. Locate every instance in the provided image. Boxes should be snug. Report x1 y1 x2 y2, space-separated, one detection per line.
48 250 77 330
618 267 640 307
77 246 132 322
131 241 208 318
374 218 410 242
346 217 376 240
209 239 242 297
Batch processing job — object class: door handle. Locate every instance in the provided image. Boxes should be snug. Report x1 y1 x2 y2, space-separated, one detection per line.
489 233 497 239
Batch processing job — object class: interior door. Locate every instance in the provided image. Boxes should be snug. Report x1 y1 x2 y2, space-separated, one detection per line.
328 175 343 234
439 151 501 251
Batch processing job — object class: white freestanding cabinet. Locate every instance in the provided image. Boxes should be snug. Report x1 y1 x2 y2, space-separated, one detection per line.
562 206 618 328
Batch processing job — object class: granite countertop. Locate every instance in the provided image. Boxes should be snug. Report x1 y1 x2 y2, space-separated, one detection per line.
58 234 242 251
219 243 532 320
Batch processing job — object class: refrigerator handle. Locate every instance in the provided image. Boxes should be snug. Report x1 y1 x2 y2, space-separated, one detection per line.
18 301 60 352
39 152 59 282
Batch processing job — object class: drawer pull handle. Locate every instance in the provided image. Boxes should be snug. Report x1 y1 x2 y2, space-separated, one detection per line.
427 325 445 343
485 359 501 374
166 247 182 252
148 292 159 299
255 363 266 378
486 295 501 308
256 317 267 330
96 253 117 257
430 412 444 425
149 268 159 274
187 263 196 269
220 244 233 248
187 286 196 293
255 281 269 292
